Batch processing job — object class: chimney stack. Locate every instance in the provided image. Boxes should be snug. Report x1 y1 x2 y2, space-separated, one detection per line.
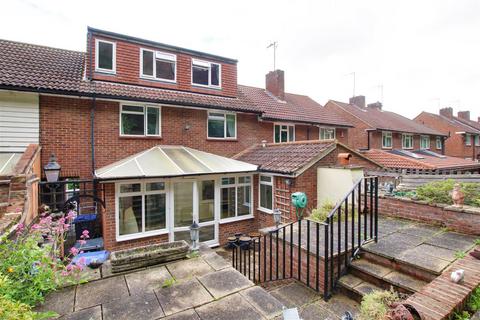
439 107 453 119
457 111 470 121
367 101 382 110
478 117 480 124
266 70 285 100
349 95 366 108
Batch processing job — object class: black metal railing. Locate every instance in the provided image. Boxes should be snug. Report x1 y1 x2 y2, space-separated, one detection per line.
323 176 378 300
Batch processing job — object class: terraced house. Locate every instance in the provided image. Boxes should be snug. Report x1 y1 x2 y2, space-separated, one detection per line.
0 27 383 250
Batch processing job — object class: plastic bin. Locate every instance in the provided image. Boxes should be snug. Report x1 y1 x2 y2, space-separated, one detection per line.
73 214 100 240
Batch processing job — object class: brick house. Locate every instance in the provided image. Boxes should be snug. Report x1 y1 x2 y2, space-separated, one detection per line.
414 108 480 161
0 27 362 250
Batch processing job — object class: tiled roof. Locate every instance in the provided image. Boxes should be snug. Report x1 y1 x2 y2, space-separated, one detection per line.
416 112 480 135
456 117 480 131
239 85 351 126
329 100 444 136
363 149 480 170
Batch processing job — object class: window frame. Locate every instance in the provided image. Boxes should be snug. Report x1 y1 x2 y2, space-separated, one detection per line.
258 174 274 213
319 127 336 140
475 135 480 147
382 131 393 149
115 180 168 242
402 134 414 150
436 136 443 150
139 48 177 83
466 134 472 146
273 123 295 143
191 59 222 89
119 103 161 137
420 135 430 150
207 111 237 139
219 175 254 223
95 39 116 74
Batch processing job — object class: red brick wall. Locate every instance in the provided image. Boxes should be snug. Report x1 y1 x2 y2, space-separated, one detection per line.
378 196 480 235
86 34 237 98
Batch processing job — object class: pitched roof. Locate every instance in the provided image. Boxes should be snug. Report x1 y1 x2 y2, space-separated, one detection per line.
239 85 351 126
329 100 445 136
456 117 480 131
362 149 480 170
416 112 480 135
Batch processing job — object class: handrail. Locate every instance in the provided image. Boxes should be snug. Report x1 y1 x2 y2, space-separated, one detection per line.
326 177 366 219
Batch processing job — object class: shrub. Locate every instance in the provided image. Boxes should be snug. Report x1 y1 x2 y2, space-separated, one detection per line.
358 289 400 320
0 294 56 320
415 179 480 207
309 200 335 222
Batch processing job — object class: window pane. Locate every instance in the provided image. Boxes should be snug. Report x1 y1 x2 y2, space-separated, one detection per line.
260 184 273 210
260 176 272 183
192 65 209 85
156 60 175 80
281 130 288 142
98 41 113 70
122 113 145 135
147 107 160 135
226 114 236 137
142 50 154 76
198 180 214 223
274 125 280 143
208 118 225 138
145 194 166 231
222 177 235 185
211 64 220 86
120 183 141 193
146 182 165 191
237 185 251 216
221 187 236 219
122 105 143 113
199 225 215 242
174 182 193 227
288 126 294 142
119 195 142 235
238 176 250 184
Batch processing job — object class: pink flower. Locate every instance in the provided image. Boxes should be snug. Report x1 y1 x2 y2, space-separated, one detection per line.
66 210 76 220
69 247 79 256
78 240 87 246
77 257 86 267
81 230 90 239
31 224 41 230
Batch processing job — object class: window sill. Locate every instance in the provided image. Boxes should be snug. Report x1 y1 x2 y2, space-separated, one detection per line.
219 214 254 224
381 146 392 150
140 76 177 85
206 138 238 142
258 207 273 214
116 229 169 242
95 69 116 75
119 135 162 140
192 84 222 91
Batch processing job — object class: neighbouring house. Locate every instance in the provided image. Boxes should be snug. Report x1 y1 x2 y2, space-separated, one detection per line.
323 97 480 172
0 27 354 250
414 108 480 161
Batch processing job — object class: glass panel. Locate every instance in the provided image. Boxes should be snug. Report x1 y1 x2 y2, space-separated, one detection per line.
98 41 113 70
237 185 251 216
146 182 165 191
222 177 235 185
260 176 272 183
211 64 220 86
198 180 214 223
145 194 166 231
147 107 160 135
142 50 154 76
238 176 250 184
122 105 144 113
174 182 193 227
121 113 144 135
226 114 236 138
199 224 215 242
192 65 209 85
221 187 236 219
260 184 273 210
274 125 280 143
174 230 192 244
120 183 141 193
281 130 288 142
119 195 142 235
288 126 294 141
208 117 225 138
156 60 175 80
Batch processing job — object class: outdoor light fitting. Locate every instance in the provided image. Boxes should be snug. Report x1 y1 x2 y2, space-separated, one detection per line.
44 153 61 183
273 208 282 229
190 220 200 251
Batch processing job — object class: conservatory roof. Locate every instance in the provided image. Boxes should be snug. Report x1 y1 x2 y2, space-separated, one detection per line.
95 145 258 180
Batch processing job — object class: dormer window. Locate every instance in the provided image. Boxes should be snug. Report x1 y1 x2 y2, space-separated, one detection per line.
402 134 413 149
140 49 176 82
192 59 221 88
95 39 116 74
320 127 335 140
420 135 430 149
382 131 392 149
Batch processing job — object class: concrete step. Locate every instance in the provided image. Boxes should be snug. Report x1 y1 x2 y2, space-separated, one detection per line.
338 274 383 303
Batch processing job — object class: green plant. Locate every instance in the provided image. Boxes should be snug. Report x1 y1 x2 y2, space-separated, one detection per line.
358 289 400 320
0 294 57 320
186 251 200 259
455 251 466 259
415 179 480 207
474 239 480 246
309 200 335 223
467 287 480 313
453 311 471 320
162 277 176 288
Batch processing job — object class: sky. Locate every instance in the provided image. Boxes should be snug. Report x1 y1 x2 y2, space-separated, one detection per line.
2 0 479 121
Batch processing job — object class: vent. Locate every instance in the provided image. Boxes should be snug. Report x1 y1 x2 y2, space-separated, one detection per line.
389 149 425 159
415 149 447 159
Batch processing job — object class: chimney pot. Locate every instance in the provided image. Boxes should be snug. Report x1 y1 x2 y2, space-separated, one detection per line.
338 153 352 166
457 111 470 121
367 101 382 110
265 70 285 100
349 95 366 108
439 107 453 119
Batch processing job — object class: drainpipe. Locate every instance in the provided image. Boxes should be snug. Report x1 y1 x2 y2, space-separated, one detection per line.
367 130 371 150
87 30 96 179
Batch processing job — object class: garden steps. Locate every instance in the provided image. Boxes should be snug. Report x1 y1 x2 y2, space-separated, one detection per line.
337 273 383 302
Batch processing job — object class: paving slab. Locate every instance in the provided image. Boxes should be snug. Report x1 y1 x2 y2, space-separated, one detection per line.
102 292 164 320
35 285 75 316
75 275 129 310
398 224 442 238
351 259 392 277
398 249 451 274
363 238 411 259
166 257 213 280
155 279 213 316
239 286 284 318
380 232 425 246
300 302 337 320
195 293 264 320
269 282 319 308
202 252 231 271
125 265 171 295
425 232 476 252
197 268 253 299
164 309 200 320
60 306 102 320
323 294 360 317
82 266 102 282
383 271 427 292
406 244 457 262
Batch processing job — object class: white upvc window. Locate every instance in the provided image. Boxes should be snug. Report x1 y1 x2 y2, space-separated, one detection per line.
475 135 480 147
220 176 253 220
95 39 116 74
320 127 336 140
382 131 392 149
120 104 161 137
402 134 413 149
207 111 236 139
420 135 430 150
466 134 472 146
436 136 443 150
192 59 221 88
116 181 167 241
259 175 274 213
140 48 176 82
274 123 295 143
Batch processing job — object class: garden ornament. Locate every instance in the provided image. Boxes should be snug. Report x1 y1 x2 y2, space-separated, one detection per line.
291 192 307 220
451 183 465 206
450 269 465 283
341 311 354 320
469 249 480 260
